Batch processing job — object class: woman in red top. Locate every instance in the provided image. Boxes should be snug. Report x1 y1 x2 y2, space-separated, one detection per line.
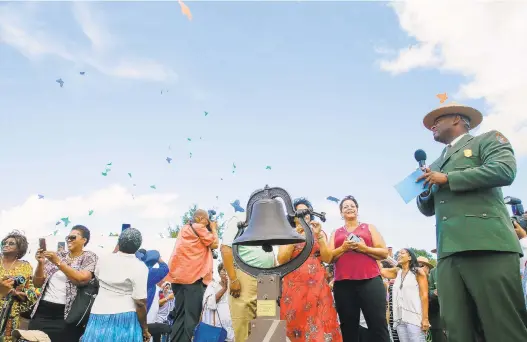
329 195 390 342
278 198 342 342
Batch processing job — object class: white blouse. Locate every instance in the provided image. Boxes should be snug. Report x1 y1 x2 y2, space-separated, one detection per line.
201 281 234 341
392 269 423 328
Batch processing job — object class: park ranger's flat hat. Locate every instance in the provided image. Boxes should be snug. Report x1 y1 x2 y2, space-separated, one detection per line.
423 102 483 130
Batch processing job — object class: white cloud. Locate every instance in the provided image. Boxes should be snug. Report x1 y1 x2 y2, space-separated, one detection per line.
0 184 181 238
0 2 175 82
378 0 527 155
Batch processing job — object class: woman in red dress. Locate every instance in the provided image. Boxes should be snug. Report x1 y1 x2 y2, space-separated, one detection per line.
278 198 342 342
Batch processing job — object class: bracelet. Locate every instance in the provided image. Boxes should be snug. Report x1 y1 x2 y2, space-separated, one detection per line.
230 278 239 284
55 261 62 268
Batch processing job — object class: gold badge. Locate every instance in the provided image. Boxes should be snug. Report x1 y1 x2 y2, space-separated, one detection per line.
464 149 473 157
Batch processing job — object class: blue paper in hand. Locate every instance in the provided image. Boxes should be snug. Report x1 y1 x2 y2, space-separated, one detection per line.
394 169 428 203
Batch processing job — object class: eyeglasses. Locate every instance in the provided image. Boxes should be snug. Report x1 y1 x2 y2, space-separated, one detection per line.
1 241 16 247
66 235 78 242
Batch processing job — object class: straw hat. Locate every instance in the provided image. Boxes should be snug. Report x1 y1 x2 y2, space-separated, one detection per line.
417 256 434 269
423 102 483 130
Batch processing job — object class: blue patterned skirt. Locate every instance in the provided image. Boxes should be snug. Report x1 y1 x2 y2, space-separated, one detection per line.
81 311 143 342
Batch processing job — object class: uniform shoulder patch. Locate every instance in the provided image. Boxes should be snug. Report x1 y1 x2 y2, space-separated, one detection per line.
495 132 509 144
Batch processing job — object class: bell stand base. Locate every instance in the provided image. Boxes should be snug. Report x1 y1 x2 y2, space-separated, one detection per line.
246 274 291 342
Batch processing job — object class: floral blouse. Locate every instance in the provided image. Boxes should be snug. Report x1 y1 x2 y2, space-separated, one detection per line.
30 250 98 319
0 260 38 341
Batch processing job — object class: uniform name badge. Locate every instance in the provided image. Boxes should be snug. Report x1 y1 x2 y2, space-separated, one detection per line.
464 149 473 157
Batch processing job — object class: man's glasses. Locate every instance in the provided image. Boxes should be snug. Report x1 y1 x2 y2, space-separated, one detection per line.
66 235 78 242
1 241 16 247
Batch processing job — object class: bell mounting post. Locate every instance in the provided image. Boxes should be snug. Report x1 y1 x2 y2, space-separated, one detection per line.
232 185 325 342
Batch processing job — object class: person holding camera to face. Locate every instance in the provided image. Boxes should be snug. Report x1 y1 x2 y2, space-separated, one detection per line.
166 209 219 342
0 231 37 342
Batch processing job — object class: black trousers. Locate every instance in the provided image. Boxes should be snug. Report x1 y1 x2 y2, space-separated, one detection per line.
28 300 84 342
334 276 390 342
169 280 205 342
358 326 372 342
430 328 447 342
148 323 171 342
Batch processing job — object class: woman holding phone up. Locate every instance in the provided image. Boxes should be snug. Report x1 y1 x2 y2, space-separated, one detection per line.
29 225 98 341
329 195 390 342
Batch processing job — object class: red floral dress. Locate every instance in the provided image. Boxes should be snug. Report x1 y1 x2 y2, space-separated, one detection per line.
280 236 342 342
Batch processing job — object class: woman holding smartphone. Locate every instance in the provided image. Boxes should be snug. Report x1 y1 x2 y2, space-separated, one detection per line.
29 225 98 341
329 195 390 342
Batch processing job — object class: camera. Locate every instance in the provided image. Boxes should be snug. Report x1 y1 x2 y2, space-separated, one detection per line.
504 196 527 230
10 276 26 288
207 210 219 260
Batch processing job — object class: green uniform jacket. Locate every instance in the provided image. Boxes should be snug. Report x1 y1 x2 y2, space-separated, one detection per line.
416 130 522 259
428 268 441 329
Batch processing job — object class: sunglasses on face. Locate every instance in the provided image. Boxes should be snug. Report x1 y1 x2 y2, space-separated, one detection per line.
1 241 16 247
66 235 78 242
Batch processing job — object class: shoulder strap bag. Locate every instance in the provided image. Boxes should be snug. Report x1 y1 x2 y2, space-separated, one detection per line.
65 272 99 327
192 292 227 342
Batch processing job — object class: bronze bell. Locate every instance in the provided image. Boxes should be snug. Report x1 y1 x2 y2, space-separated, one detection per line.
233 198 305 246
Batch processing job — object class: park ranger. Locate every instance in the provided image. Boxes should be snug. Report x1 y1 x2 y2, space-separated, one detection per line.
415 102 527 342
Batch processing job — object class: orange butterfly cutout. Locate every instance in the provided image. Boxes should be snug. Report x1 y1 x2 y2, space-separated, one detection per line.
436 93 448 103
178 0 192 21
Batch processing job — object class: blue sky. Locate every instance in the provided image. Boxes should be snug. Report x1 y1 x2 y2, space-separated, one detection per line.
1 1 526 256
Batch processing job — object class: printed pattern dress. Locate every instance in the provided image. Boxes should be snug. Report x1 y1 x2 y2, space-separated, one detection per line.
0 261 37 342
280 236 342 342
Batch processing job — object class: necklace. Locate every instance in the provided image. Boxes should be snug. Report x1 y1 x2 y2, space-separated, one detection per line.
400 269 410 290
66 251 83 264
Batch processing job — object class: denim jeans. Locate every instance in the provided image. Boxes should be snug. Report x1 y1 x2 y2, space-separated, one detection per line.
396 323 426 342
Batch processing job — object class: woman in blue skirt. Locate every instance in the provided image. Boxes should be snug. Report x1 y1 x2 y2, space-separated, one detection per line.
82 228 151 342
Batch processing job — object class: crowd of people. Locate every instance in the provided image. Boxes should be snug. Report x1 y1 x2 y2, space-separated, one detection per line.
0 101 527 342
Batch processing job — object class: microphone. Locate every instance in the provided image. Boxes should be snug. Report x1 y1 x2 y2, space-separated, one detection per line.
414 149 427 168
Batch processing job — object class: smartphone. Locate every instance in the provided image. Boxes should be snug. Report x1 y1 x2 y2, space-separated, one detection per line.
122 223 131 232
347 233 361 243
39 238 47 251
57 242 65 250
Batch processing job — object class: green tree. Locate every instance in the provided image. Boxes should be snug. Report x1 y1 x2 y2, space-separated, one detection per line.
394 247 437 267
168 204 226 239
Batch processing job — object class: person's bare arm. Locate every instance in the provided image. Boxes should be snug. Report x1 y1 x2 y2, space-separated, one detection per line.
329 231 344 262
57 263 93 285
133 299 149 337
209 222 219 249
277 244 296 265
317 232 333 264
380 267 398 279
416 268 429 321
220 245 237 281
33 262 46 288
215 284 228 303
159 293 174 307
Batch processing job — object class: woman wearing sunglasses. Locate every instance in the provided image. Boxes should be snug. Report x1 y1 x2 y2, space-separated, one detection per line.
29 225 98 341
0 231 37 342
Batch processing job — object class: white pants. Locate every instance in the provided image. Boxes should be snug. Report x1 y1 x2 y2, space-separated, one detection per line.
396 323 426 342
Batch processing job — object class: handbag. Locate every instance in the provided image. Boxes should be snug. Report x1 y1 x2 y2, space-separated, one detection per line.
65 272 99 327
192 293 227 342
